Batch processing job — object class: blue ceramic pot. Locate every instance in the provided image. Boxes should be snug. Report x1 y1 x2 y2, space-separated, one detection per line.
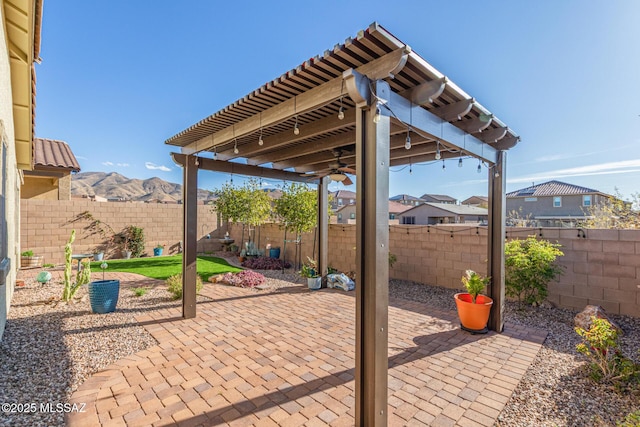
88 280 120 314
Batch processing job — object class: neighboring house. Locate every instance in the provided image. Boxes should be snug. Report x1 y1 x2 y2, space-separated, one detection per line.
398 202 488 225
462 196 488 207
21 138 81 200
334 201 412 224
329 190 356 210
506 180 612 227
389 194 425 207
1 0 43 341
420 194 457 204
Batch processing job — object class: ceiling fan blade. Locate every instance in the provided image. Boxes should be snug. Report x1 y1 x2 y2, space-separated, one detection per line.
342 176 353 186
339 167 357 174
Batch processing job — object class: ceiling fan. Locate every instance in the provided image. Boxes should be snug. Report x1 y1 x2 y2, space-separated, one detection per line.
303 149 356 186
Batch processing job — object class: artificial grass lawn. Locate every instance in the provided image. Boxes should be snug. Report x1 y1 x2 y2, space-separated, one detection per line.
89 255 241 281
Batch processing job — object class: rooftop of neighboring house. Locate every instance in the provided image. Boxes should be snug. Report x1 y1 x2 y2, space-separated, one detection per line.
33 138 81 172
420 194 457 203
401 202 488 216
389 194 425 202
506 180 606 198
389 201 412 214
461 195 488 204
330 190 357 200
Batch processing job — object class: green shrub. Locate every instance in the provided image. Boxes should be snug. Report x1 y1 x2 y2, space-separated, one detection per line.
505 236 564 306
388 252 397 268
461 270 490 303
576 316 640 388
21 250 34 257
166 274 203 300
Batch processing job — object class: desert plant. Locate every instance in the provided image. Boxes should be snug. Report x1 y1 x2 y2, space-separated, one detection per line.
21 250 34 257
505 236 564 306
388 252 397 268
166 273 203 300
62 230 92 302
576 316 640 387
218 270 266 288
116 225 145 257
43 263 55 268
461 270 490 303
132 287 148 297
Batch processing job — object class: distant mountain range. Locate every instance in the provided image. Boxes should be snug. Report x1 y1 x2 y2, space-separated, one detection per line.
71 172 216 202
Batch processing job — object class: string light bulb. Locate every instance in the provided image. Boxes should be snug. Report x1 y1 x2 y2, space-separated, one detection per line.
293 116 300 135
409 163 413 175
338 97 345 120
258 129 264 146
213 146 217 160
442 160 446 171
458 156 463 168
373 104 381 123
435 142 441 160
233 139 239 155
477 160 482 173
405 130 411 150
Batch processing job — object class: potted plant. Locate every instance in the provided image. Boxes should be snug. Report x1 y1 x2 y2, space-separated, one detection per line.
454 270 493 334
88 261 120 314
20 250 44 268
300 257 321 290
153 244 164 256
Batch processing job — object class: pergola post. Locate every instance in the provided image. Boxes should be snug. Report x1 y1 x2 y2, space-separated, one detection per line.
317 176 329 277
182 154 198 319
355 80 390 426
487 150 506 332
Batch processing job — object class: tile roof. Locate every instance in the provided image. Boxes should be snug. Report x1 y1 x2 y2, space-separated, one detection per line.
388 201 412 214
506 180 602 197
330 190 357 199
421 194 457 202
389 194 425 202
33 138 81 172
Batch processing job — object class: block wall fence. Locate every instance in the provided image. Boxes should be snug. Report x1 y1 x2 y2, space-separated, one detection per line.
20 200 640 316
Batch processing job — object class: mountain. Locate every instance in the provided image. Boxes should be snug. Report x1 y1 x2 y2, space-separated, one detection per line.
71 172 216 202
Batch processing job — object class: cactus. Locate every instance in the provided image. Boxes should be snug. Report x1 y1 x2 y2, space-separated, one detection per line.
62 230 91 302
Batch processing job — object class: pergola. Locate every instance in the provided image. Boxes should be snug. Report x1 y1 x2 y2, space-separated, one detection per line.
165 22 519 426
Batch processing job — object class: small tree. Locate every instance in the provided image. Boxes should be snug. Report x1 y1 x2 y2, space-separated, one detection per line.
117 225 145 257
582 190 640 229
505 236 564 306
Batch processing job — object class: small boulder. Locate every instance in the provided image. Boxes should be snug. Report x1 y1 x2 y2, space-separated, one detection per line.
574 305 621 333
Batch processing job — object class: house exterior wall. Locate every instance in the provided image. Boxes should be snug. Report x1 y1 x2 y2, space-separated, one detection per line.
0 7 20 340
399 205 487 225
507 194 605 220
21 175 59 199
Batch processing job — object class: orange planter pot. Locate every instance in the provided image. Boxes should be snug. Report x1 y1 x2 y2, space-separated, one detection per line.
454 293 493 333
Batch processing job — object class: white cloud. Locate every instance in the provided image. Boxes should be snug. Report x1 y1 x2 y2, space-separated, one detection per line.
102 161 114 166
75 155 88 160
508 159 640 184
117 163 130 167
145 162 171 172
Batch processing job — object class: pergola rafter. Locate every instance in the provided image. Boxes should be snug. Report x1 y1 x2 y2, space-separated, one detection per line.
165 22 519 426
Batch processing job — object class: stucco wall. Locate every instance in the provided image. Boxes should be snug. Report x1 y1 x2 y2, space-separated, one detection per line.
1 4 21 341
21 175 59 199
506 194 605 218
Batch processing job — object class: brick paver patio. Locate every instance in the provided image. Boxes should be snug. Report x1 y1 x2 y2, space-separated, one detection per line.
65 279 546 426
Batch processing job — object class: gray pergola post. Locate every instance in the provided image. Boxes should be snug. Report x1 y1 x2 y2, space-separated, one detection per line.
182 154 198 319
487 150 506 331
355 80 390 426
317 176 329 277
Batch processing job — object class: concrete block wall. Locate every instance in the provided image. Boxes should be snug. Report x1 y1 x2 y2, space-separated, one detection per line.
20 199 218 264
19 201 640 316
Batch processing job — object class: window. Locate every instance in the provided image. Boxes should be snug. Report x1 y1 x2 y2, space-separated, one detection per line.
338 198 343 206
337 213 342 221
389 213 396 220
524 197 537 202
553 196 562 207
401 216 416 225
349 199 355 205
583 195 592 207
349 213 355 219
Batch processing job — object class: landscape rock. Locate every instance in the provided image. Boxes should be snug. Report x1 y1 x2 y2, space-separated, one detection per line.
574 305 621 332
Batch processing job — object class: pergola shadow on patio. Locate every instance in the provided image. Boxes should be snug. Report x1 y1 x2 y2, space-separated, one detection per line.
67 284 546 427
164 23 520 424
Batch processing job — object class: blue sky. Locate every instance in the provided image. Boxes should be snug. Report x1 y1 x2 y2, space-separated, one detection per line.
36 1 640 201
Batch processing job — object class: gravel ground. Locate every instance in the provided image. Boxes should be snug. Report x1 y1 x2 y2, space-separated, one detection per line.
1 262 638 426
